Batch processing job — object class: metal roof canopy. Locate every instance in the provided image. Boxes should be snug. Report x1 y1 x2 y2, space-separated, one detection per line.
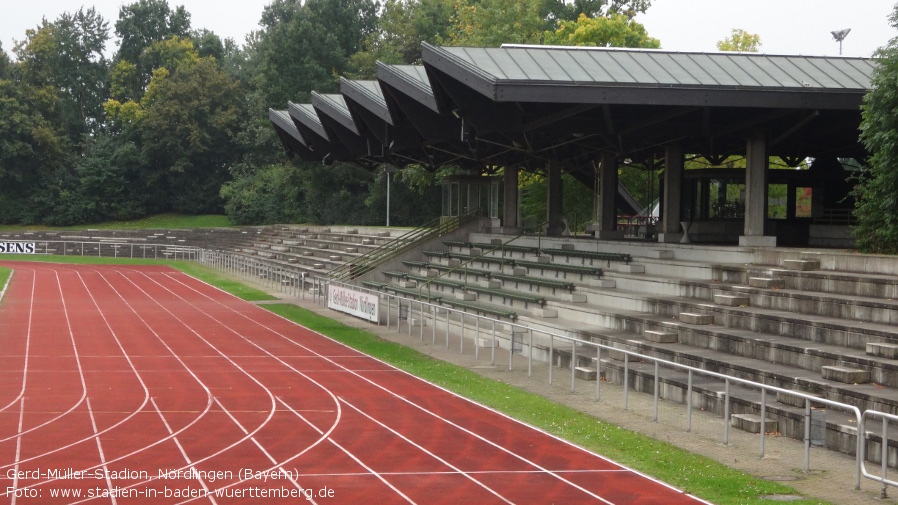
269 109 319 162
311 92 382 167
340 73 465 169
421 43 873 162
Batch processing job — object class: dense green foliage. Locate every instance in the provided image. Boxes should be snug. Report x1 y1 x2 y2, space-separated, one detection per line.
855 5 898 253
0 0 662 228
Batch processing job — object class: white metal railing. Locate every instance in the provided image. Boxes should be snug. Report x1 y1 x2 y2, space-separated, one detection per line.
8 240 201 261
861 410 898 498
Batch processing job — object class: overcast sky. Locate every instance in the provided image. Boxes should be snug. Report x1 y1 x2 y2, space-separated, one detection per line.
0 0 895 58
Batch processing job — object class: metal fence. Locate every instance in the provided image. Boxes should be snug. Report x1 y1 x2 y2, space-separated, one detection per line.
14 240 201 261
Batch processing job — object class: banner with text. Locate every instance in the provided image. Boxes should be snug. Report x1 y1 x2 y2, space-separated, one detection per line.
0 242 36 254
327 284 379 323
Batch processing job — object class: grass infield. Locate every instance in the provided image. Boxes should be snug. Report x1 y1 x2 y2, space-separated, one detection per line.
0 255 830 504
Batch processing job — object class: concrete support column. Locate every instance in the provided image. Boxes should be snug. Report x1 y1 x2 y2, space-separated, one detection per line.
593 151 623 239
658 142 684 243
502 165 520 233
740 132 776 246
546 162 563 237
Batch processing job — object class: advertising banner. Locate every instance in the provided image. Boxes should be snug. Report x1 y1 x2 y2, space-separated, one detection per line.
327 284 379 323
0 242 36 254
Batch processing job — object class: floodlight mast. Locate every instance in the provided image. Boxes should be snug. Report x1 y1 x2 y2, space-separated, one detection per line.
831 28 851 55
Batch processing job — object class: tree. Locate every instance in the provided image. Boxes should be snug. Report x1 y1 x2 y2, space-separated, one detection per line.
448 0 548 46
349 0 455 78
13 8 110 142
138 57 245 213
0 43 9 79
543 13 659 48
854 5 898 253
115 0 191 64
716 28 761 52
114 0 191 93
253 0 378 107
545 0 652 22
0 80 69 223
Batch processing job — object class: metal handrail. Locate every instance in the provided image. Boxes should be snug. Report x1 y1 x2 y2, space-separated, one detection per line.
860 410 898 498
327 212 477 282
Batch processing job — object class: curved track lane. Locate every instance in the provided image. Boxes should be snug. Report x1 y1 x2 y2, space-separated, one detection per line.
0 262 710 505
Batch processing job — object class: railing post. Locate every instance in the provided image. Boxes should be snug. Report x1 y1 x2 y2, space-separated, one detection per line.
653 360 659 422
491 319 496 365
460 313 465 354
527 329 533 378
804 399 811 474
724 379 731 446
623 354 629 411
760 389 767 458
548 334 554 385
686 369 693 432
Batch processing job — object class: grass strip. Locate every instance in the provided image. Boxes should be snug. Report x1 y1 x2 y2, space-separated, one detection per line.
263 303 831 505
0 267 10 299
0 213 233 231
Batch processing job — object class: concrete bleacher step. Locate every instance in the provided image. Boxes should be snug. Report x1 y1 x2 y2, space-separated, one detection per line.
731 414 778 434
574 366 598 381
822 365 871 384
713 293 749 306
644 330 678 343
867 342 898 359
649 249 674 259
678 312 713 325
531 307 558 318
783 259 821 271
776 389 825 408
748 277 785 289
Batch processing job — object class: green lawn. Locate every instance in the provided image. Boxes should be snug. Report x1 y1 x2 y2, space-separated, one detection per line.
0 267 10 294
0 255 830 504
0 213 233 231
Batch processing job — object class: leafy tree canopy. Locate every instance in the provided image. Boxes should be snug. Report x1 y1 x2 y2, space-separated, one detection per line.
854 5 898 253
115 0 191 64
716 28 761 52
543 13 659 48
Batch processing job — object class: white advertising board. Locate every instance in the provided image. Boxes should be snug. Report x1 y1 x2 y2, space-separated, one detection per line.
0 242 36 254
327 284 379 323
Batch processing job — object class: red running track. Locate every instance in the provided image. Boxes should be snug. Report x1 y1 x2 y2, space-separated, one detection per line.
0 262 710 504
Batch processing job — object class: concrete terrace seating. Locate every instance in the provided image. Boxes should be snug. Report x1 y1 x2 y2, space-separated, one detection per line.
444 239 631 265
237 225 409 274
363 280 518 320
403 260 576 295
381 270 546 308
423 251 603 280
412 233 898 463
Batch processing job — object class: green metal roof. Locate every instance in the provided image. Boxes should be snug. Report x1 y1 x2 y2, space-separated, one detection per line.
422 43 874 109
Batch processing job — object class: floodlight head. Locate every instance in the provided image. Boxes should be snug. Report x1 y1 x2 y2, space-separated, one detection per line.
831 28 851 42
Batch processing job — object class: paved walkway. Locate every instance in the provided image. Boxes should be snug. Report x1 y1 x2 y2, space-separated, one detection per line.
250 284 895 505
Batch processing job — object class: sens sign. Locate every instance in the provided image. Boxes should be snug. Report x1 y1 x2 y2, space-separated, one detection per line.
0 242 36 254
